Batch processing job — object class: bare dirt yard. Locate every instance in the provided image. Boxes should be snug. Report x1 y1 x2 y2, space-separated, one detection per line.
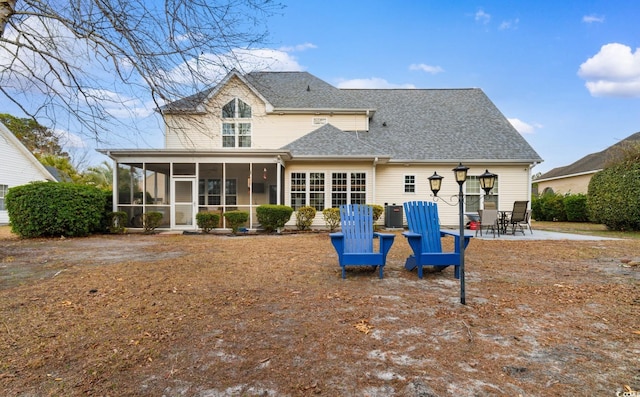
0 225 639 396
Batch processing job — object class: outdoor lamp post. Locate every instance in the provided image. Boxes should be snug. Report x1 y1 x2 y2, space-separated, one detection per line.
428 163 496 305
452 163 469 304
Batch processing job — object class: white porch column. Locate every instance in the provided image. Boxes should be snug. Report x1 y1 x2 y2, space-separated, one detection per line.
276 160 282 205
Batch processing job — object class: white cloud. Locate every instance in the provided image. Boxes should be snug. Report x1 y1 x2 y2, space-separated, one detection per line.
336 78 415 89
499 18 519 30
583 14 605 23
54 128 86 148
409 63 444 74
278 42 317 52
508 118 540 134
84 89 155 119
165 47 306 86
475 9 491 24
578 43 640 97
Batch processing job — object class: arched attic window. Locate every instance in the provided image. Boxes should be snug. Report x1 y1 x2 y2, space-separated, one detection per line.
222 98 251 118
222 98 252 148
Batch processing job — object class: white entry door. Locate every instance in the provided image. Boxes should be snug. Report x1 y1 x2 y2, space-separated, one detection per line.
172 178 197 229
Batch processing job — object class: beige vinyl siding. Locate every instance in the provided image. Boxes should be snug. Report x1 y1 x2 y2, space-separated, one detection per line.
536 173 593 195
165 76 369 150
374 164 532 227
167 113 369 150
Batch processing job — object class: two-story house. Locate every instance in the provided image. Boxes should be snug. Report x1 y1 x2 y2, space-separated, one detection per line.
99 70 542 231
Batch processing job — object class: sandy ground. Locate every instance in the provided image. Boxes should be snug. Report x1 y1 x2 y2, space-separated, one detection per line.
0 226 639 396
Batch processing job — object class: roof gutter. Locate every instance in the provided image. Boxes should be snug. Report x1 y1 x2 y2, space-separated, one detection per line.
387 158 543 165
271 108 375 116
289 154 391 163
535 168 602 183
97 148 292 161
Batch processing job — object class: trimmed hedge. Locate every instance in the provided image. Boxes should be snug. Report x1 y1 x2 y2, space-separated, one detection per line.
563 194 589 222
256 204 293 232
224 210 249 234
196 212 220 233
532 192 566 222
143 211 163 234
5 181 105 237
295 206 316 230
587 164 640 231
322 207 340 232
368 204 384 223
108 211 128 234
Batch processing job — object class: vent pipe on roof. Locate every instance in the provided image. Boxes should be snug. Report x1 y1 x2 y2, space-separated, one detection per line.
306 85 310 91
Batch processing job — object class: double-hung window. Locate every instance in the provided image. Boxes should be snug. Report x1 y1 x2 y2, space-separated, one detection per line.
222 98 251 148
290 171 367 210
404 175 416 193
290 172 325 211
291 172 307 210
465 175 499 212
331 172 366 207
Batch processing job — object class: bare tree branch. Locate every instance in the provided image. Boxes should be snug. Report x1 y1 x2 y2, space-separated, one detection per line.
0 0 284 142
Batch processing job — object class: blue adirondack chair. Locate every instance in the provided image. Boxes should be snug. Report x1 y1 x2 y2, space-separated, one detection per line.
402 201 473 279
330 204 395 279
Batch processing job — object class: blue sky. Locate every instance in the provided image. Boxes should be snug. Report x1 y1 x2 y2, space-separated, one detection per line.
263 1 640 174
2 1 640 174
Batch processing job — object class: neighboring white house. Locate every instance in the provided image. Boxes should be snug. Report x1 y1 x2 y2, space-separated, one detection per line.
99 70 543 231
0 122 57 225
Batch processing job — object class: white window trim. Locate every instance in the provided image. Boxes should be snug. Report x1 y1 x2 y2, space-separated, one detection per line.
404 174 416 194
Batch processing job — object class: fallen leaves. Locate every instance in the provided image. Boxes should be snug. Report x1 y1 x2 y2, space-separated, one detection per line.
354 319 373 334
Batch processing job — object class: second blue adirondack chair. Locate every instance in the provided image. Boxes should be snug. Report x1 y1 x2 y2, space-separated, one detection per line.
402 201 473 279
330 204 395 279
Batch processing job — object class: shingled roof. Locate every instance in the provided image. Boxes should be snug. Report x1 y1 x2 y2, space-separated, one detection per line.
344 89 541 162
282 86 541 162
245 72 371 111
163 71 542 163
536 131 640 180
281 124 390 158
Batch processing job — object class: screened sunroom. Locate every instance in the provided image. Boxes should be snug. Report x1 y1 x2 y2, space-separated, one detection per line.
99 150 289 231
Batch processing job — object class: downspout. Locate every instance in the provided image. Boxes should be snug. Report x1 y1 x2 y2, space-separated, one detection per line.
372 157 378 204
276 155 283 205
527 164 534 208
249 162 253 230
109 153 117 212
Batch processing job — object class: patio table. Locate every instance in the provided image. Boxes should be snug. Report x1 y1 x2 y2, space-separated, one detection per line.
498 211 511 234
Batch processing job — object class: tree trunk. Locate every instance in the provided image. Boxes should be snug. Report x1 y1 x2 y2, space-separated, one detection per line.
0 0 17 38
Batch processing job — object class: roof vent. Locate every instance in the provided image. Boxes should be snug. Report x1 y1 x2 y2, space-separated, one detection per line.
382 122 387 127
306 85 310 91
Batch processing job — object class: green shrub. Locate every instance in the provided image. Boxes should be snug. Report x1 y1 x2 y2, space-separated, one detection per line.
295 206 316 230
322 207 340 232
368 204 384 223
143 211 163 234
587 164 640 231
531 196 542 221
5 181 105 237
563 194 589 222
532 192 566 222
256 204 293 232
196 212 220 233
224 210 249 234
108 211 128 234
